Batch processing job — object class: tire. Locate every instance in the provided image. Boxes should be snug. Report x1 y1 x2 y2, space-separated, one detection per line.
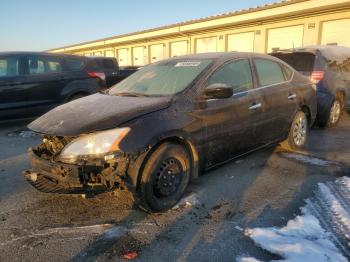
138 143 191 212
319 95 343 128
281 111 309 151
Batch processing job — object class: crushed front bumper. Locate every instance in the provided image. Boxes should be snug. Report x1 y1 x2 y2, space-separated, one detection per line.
23 149 108 194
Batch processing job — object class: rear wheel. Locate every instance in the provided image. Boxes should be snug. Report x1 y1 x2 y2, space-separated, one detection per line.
138 143 191 212
281 111 308 151
321 96 343 127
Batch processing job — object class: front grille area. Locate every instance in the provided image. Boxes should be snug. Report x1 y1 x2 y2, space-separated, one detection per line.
34 135 75 160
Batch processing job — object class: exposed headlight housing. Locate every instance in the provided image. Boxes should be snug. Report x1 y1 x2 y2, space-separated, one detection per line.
59 127 130 163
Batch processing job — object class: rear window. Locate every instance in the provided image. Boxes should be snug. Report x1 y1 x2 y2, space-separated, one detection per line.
272 53 316 75
65 58 85 71
101 59 115 70
0 56 20 77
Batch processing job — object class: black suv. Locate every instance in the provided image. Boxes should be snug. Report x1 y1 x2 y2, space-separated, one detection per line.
87 57 139 87
271 45 350 127
23 52 316 211
0 52 107 121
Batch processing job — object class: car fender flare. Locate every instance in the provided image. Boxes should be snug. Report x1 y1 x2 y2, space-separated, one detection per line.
127 132 199 190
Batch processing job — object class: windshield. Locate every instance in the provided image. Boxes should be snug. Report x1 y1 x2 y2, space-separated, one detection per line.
109 59 212 96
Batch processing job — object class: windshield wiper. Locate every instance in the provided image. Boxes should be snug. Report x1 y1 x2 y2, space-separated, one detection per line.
115 92 151 97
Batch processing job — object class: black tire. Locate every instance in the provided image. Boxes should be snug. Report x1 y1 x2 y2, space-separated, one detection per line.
281 111 309 151
138 143 191 212
319 95 344 128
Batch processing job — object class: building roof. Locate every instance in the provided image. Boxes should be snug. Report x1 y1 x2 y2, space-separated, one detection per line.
47 0 305 52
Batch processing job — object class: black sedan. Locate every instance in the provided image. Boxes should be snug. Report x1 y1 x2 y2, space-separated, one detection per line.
23 52 316 211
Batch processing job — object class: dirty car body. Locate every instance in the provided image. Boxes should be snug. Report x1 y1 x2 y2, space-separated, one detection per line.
23 52 316 211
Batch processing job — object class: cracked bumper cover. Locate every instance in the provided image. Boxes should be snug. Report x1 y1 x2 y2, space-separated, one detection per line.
22 148 136 194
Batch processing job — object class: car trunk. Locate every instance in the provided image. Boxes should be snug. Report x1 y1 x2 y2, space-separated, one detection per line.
272 52 317 77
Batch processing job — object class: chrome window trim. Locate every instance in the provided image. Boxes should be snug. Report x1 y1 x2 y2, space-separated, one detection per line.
231 71 295 97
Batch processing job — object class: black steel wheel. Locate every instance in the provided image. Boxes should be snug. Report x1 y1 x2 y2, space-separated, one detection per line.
138 143 191 212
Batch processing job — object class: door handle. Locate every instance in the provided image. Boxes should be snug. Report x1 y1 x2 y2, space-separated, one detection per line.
249 103 262 110
288 93 297 100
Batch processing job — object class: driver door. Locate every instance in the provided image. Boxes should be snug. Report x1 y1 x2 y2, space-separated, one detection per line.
197 59 264 168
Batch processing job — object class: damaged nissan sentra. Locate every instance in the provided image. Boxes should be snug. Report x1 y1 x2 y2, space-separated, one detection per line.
23 52 316 212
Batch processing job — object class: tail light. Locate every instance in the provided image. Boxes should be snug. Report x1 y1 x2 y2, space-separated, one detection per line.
310 71 324 85
88 72 106 81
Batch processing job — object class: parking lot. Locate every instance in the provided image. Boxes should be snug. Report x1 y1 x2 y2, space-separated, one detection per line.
0 112 349 261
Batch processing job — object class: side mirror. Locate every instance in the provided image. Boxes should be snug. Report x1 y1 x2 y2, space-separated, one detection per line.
202 83 233 99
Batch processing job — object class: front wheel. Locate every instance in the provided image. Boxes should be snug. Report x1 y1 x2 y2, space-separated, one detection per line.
281 111 308 151
138 143 191 212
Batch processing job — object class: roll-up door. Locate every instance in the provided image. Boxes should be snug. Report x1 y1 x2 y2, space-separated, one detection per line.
150 44 166 63
105 50 115 57
170 41 188 57
321 19 350 47
132 46 145 66
227 32 255 52
267 25 304 52
196 37 217 53
117 49 128 66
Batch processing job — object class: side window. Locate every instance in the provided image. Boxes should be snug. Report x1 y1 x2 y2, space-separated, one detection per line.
281 64 293 80
0 56 20 77
47 57 62 73
28 56 45 75
208 59 254 93
65 58 85 71
254 58 286 86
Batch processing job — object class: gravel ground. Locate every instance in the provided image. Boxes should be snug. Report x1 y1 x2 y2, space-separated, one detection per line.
0 112 349 261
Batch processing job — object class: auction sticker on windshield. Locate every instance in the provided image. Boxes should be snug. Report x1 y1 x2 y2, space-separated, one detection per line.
175 61 201 67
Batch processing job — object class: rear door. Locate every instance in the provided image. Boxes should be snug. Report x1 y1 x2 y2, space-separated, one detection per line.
23 55 66 116
252 58 297 145
198 58 263 167
0 55 28 120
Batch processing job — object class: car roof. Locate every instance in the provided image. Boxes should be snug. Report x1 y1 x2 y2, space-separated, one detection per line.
0 51 85 59
155 52 278 63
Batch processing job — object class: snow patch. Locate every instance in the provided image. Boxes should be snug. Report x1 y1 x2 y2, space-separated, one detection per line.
173 193 200 209
236 256 261 262
244 177 350 261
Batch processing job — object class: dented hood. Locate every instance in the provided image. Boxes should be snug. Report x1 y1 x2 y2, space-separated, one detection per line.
28 93 171 136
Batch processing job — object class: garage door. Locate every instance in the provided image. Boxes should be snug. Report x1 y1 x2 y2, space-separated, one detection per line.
170 41 188 57
132 46 145 66
105 50 115 57
196 37 217 53
267 25 304 52
321 19 350 47
93 51 103 56
150 44 166 63
117 49 128 66
227 32 255 52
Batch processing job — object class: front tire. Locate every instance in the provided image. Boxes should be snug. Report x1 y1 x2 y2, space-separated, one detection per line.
281 111 308 151
138 143 191 212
